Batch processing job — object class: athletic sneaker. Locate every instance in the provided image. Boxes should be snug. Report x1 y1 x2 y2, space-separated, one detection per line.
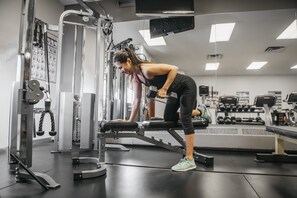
171 157 197 172
197 104 212 124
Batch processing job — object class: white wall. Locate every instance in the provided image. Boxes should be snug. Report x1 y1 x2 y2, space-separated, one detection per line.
194 75 297 109
0 0 64 149
155 75 297 118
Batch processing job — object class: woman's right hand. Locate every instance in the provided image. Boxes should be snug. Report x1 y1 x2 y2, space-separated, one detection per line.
157 88 167 98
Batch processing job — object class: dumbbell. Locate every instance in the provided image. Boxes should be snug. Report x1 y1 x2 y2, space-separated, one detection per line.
231 116 236 124
146 86 177 99
231 105 237 112
224 116 232 124
225 104 231 112
217 116 224 124
237 105 243 112
146 86 178 105
218 103 225 111
146 86 158 98
235 117 242 123
242 117 253 122
243 105 250 112
255 116 265 125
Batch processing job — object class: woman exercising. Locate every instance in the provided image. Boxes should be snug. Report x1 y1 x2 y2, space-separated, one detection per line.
114 48 211 172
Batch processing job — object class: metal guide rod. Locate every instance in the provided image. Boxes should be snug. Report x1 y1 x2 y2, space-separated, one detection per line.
106 51 114 120
43 23 50 94
94 18 106 150
72 25 78 95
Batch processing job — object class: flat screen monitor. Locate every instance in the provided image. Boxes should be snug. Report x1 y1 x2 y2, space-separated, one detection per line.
135 0 194 16
199 85 209 96
286 92 297 104
149 16 195 38
219 96 239 105
254 95 276 108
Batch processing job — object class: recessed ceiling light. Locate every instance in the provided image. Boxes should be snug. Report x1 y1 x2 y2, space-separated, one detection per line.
209 23 235 43
205 63 220 70
277 20 297 40
246 62 268 70
139 30 166 46
290 64 297 69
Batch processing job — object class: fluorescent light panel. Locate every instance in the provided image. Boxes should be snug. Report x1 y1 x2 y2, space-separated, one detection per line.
291 65 297 69
209 23 235 43
139 30 166 46
205 63 219 70
246 62 267 70
163 11 194 14
277 20 297 40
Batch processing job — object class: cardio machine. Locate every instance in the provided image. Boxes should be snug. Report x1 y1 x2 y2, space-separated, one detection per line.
254 94 277 126
284 92 297 126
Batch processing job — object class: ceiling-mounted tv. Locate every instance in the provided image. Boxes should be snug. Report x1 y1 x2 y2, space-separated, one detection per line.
150 16 195 38
135 0 194 16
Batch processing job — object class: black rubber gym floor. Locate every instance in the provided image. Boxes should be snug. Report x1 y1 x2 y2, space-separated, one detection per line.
1 141 297 198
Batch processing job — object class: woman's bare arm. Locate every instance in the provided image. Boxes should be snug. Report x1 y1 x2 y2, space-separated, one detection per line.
128 75 142 121
143 63 179 97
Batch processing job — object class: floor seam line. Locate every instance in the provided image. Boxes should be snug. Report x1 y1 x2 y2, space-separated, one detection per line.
243 174 261 198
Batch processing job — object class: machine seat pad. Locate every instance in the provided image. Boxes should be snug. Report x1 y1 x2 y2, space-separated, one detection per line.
99 121 138 132
142 118 208 129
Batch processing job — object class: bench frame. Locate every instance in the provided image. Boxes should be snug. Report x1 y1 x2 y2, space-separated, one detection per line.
98 125 214 167
73 120 213 180
256 125 297 162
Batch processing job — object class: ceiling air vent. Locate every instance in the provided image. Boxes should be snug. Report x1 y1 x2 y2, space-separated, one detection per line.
264 46 285 53
207 54 223 60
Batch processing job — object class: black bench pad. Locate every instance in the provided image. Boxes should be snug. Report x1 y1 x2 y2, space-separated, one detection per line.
99 121 138 132
142 118 209 129
99 118 208 132
266 126 297 139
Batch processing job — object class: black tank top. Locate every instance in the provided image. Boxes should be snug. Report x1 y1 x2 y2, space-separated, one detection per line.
136 68 190 94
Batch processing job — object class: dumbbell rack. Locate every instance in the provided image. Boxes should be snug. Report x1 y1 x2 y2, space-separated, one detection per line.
216 108 265 125
216 95 265 125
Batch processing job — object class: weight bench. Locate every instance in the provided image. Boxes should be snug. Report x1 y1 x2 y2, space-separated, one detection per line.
72 118 212 180
256 125 297 163
98 118 213 167
254 94 297 163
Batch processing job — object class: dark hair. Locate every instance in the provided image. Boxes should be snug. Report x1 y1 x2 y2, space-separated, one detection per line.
114 48 149 69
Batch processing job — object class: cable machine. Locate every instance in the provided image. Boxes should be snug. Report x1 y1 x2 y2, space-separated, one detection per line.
52 0 110 152
8 0 60 190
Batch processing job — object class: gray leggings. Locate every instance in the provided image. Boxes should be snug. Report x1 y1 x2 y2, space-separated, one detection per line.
163 78 197 135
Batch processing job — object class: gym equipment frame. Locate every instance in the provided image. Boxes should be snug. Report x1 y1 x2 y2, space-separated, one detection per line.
53 0 110 152
8 0 60 189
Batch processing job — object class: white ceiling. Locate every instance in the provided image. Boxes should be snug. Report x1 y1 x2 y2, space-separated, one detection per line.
112 9 297 76
61 0 297 76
